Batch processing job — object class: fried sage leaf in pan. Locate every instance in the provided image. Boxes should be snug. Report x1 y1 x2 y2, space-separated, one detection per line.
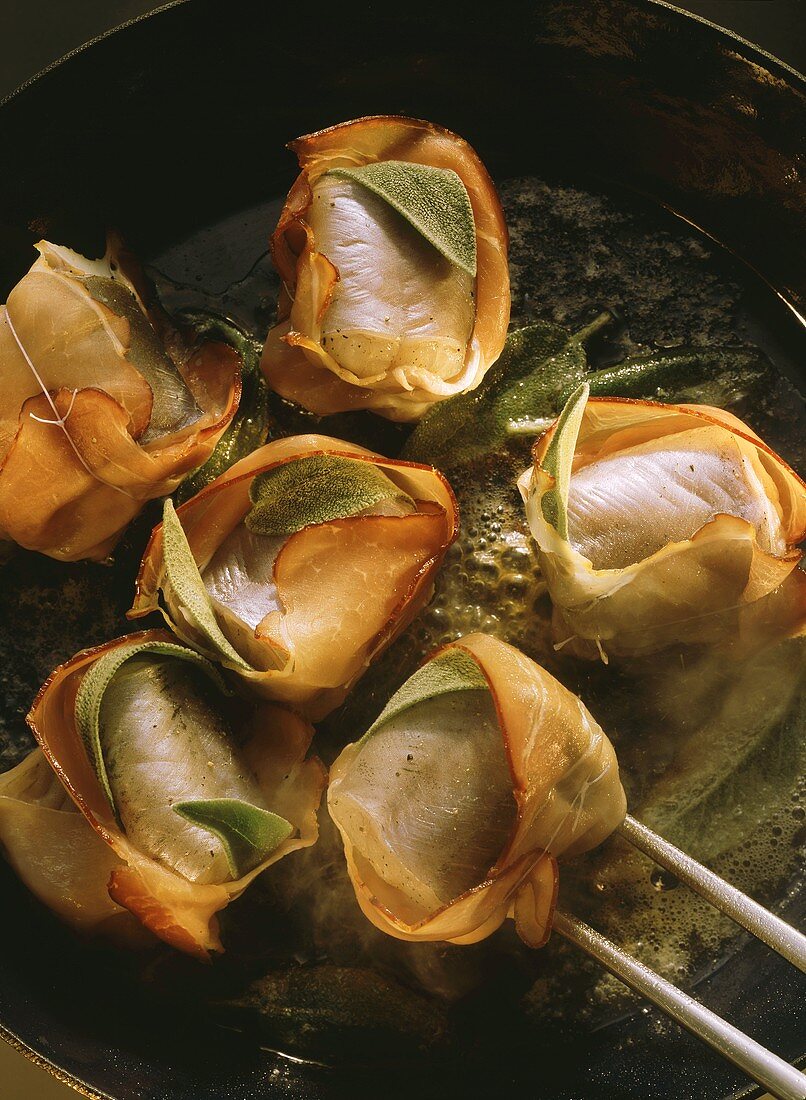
0 240 241 561
0 631 325 957
262 115 510 422
131 436 458 719
328 633 626 946
518 386 806 659
174 316 272 505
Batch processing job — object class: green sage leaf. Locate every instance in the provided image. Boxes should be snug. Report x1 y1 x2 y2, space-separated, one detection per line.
220 965 447 1057
173 797 293 878
403 314 610 469
246 454 413 537
640 635 805 864
74 638 228 816
540 383 589 541
162 498 253 670
558 345 774 408
175 314 274 505
363 647 489 742
328 161 477 276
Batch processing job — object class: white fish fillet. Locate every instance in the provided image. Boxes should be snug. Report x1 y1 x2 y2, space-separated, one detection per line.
330 691 515 909
309 174 475 381
567 428 786 570
99 656 268 884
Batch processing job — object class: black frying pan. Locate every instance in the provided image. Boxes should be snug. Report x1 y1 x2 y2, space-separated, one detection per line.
0 2 804 1097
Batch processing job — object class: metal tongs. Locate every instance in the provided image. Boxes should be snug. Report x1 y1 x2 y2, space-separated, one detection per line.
554 815 806 1100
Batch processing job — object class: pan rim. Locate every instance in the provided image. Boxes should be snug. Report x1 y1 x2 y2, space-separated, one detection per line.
0 2 802 1098
0 0 804 112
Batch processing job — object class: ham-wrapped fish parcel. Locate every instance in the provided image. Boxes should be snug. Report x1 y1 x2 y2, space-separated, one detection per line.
0 631 324 957
328 633 626 946
0 748 145 943
0 241 240 561
130 435 458 719
262 115 510 421
517 386 806 659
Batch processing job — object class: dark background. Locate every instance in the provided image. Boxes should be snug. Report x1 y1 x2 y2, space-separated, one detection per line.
0 1 803 1097
1 0 805 104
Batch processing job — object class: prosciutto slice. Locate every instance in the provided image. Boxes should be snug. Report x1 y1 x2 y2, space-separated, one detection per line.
329 633 626 947
262 116 509 421
518 391 806 659
131 435 458 719
4 631 325 957
0 240 239 561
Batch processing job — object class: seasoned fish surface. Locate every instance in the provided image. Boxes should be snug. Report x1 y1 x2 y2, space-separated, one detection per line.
99 656 268 884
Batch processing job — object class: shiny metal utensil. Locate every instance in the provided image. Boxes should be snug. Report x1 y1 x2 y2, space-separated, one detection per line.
619 815 806 974
556 813 806 1099
554 910 805 1100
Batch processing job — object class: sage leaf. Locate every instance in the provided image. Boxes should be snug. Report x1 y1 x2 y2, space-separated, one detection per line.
162 498 253 670
246 454 413 537
220 965 447 1056
640 636 805 864
540 383 589 541
176 315 274 505
403 314 610 469
328 161 477 276
173 798 293 878
74 638 228 816
558 345 774 408
364 647 489 741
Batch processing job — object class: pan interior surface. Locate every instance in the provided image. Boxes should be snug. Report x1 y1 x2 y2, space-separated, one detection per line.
0 2 803 1098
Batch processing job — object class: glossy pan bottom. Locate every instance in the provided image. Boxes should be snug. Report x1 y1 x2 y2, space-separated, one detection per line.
0 2 803 1097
